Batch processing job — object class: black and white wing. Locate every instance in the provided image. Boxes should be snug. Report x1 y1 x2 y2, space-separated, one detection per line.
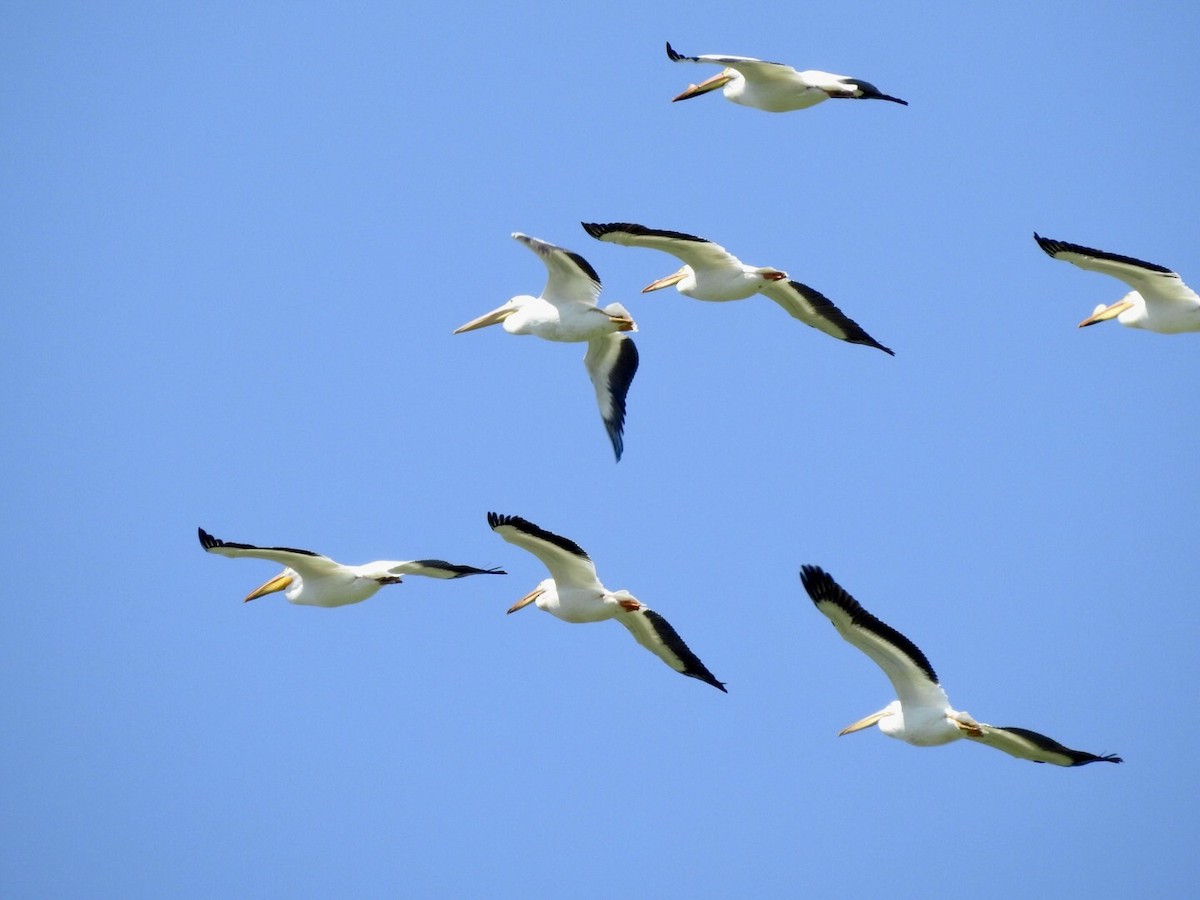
967 725 1123 767
487 512 601 590
386 560 506 579
582 221 747 274
513 232 602 308
761 280 894 354
1034 233 1199 309
583 334 639 461
800 565 950 712
198 527 343 577
616 604 727 692
665 42 797 81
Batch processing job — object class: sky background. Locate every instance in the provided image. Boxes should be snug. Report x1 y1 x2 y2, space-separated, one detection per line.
4 2 1199 896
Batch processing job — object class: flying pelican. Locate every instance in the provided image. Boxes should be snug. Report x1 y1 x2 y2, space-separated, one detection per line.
199 527 504 607
582 221 893 354
488 512 726 691
1034 233 1200 333
454 233 639 461
665 42 907 112
800 565 1121 766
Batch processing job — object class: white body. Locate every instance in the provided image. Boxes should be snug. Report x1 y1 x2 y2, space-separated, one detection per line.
801 565 1120 766
1035 233 1200 333
454 233 639 460
487 513 726 691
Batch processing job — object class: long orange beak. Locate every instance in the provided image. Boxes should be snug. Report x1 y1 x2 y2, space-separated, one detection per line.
506 586 544 614
244 573 293 602
672 70 733 102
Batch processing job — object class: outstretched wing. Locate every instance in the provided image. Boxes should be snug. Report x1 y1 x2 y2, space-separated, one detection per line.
665 42 797 81
584 333 639 461
761 280 894 354
513 232 601 308
198 527 343 577
582 221 746 274
1034 233 1198 310
487 512 601 590
616 604 727 692
801 565 949 712
967 724 1123 767
386 560 506 579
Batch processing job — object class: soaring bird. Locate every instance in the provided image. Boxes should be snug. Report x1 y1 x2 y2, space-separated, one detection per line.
801 565 1121 766
487 512 726 691
665 42 907 112
454 233 639 460
199 527 504 607
1034 233 1200 333
582 221 893 354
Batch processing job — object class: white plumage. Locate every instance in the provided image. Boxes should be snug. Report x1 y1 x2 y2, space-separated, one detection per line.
801 565 1121 766
583 221 893 354
665 42 907 112
488 512 726 691
199 528 504 607
1035 233 1200 333
454 233 639 460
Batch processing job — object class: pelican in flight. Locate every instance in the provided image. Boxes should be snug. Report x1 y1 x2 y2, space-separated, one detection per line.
1034 233 1200 333
454 233 639 460
488 512 726 691
582 222 893 354
665 42 907 112
199 527 504 607
801 565 1121 766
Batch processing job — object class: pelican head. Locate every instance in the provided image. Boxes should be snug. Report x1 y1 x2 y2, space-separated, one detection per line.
244 568 298 603
453 298 521 334
839 700 900 736
506 578 553 614
672 68 736 102
1078 294 1138 328
642 266 691 293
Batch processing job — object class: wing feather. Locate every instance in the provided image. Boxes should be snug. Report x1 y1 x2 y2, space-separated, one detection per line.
487 513 600 590
761 280 894 354
1034 233 1199 308
617 606 727 691
582 221 745 273
967 724 1123 766
197 527 343 576
583 334 638 461
513 233 601 307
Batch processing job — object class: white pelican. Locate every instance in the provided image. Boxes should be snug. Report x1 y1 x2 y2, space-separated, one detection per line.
582 221 893 354
454 233 639 461
665 42 907 112
488 512 726 691
199 527 505 607
1034 233 1200 333
801 565 1122 766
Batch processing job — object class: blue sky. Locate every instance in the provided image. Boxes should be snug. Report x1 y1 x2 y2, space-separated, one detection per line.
4 2 1198 896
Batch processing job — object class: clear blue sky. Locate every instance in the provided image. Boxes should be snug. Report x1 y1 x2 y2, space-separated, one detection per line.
4 2 1198 897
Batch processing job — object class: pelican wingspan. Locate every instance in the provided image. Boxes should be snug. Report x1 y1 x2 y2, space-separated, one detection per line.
514 232 602 308
582 221 745 273
967 725 1123 767
616 606 727 692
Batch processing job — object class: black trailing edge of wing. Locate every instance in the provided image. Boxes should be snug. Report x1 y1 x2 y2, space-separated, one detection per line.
1033 233 1173 274
486 512 592 560
799 565 939 685
643 609 727 692
582 221 710 245
197 527 320 557
997 726 1124 766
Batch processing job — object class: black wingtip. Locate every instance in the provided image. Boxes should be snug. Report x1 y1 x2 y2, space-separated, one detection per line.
198 527 217 551
665 41 680 61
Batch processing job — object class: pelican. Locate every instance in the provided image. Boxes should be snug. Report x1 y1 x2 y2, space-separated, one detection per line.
665 42 907 112
199 527 504 607
582 221 893 354
488 512 726 691
1034 233 1200 333
801 565 1121 766
454 233 639 461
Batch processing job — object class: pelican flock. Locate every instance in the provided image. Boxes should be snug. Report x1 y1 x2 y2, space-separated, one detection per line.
801 565 1121 766
487 512 726 692
583 221 893 354
193 37 1157 777
199 528 504 607
454 233 639 461
1034 233 1200 333
665 42 907 112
